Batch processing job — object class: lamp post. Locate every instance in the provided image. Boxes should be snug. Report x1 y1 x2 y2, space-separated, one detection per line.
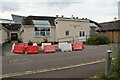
105 50 112 76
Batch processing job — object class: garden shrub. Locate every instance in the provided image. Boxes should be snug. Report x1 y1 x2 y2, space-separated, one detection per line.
86 35 110 45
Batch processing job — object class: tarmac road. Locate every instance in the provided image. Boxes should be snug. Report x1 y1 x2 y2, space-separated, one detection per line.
2 45 109 78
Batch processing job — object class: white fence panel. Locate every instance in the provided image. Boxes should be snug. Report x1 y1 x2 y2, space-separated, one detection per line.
58 42 67 49
60 43 72 52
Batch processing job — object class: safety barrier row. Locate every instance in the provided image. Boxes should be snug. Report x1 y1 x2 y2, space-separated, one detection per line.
12 42 84 54
13 43 39 54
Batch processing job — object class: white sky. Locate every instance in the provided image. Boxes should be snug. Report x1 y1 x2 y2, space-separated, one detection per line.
0 0 119 23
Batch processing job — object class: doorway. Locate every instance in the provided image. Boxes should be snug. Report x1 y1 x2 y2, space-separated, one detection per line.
11 33 18 41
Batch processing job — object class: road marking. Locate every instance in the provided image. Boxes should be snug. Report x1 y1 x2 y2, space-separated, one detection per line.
0 58 115 78
10 58 33 64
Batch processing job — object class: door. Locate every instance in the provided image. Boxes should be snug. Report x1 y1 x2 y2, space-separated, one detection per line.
11 33 18 41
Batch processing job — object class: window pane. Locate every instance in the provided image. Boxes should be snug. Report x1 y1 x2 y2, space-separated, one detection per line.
46 31 50 36
45 27 50 31
79 31 82 37
66 31 69 35
43 28 46 31
41 31 45 36
83 31 85 37
40 27 44 31
35 27 38 31
35 32 40 36
35 27 43 31
33 20 37 24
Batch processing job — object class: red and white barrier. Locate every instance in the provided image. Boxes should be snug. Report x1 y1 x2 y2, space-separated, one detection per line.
72 42 84 51
12 42 84 54
41 43 51 49
60 43 72 52
26 46 39 54
58 42 67 50
13 45 25 54
19 43 28 48
44 45 56 53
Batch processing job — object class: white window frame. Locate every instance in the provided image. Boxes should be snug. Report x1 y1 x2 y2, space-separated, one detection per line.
79 31 86 37
34 27 51 37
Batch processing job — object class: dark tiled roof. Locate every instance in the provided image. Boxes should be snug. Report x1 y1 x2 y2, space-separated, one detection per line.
22 16 56 26
89 20 100 27
0 18 13 21
99 20 120 31
11 14 25 18
2 23 21 30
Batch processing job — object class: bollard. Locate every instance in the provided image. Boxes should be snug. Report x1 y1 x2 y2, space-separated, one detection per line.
105 50 112 76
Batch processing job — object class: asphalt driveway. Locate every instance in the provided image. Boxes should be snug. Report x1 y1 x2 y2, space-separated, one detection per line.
2 44 110 78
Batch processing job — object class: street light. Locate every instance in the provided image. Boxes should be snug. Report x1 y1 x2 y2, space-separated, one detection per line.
105 50 112 76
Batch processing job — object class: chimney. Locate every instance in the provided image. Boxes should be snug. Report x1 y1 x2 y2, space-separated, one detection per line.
114 17 117 21
61 15 64 18
56 15 59 18
76 17 78 19
85 18 87 20
71 15 73 19
82 18 84 19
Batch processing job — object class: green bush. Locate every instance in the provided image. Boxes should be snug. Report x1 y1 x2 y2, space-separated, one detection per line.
86 35 110 45
95 70 106 78
110 57 120 78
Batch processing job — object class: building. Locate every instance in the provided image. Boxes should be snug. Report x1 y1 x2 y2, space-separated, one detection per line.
2 23 21 41
0 25 9 45
0 15 99 45
0 18 15 24
11 14 25 24
99 20 120 43
19 16 99 43
0 18 21 45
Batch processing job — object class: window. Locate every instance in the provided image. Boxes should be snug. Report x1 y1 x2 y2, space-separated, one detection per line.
79 31 85 37
79 31 82 36
65 31 69 36
35 27 50 37
83 31 85 36
33 20 50 25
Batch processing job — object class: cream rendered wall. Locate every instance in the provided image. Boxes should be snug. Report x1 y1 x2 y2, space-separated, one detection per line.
2 27 8 43
21 25 56 43
0 27 9 44
20 19 90 43
55 19 90 42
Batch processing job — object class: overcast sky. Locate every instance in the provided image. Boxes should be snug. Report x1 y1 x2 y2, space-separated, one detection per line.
0 0 119 23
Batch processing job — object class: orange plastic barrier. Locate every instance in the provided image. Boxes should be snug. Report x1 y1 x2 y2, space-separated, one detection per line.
26 46 39 54
44 45 56 53
72 42 84 51
19 43 28 48
13 45 25 54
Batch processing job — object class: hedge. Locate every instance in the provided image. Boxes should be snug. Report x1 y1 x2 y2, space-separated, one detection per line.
86 35 110 45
